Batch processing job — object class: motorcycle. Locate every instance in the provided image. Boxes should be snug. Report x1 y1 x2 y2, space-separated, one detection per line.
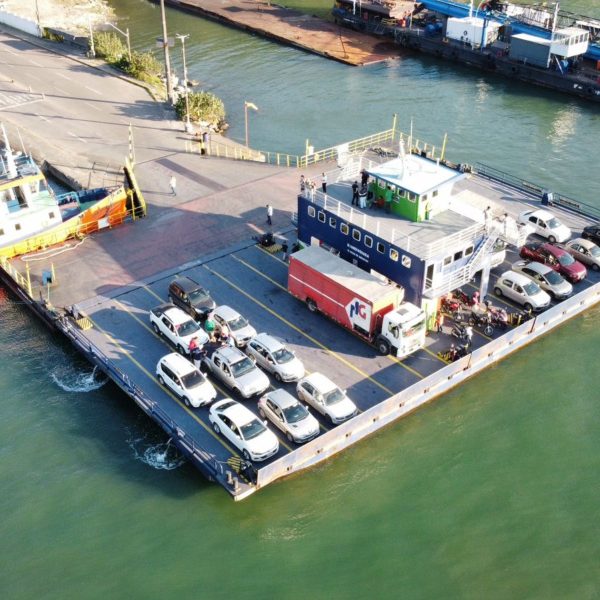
469 307 494 336
441 294 460 316
455 288 479 307
488 306 508 330
451 322 473 345
438 343 470 362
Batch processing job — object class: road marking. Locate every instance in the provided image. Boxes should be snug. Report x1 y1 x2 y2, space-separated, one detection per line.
141 284 164 303
422 345 448 364
254 243 287 265
84 85 103 96
35 113 50 123
86 310 241 458
67 131 87 144
4 48 17 56
53 86 69 96
56 72 71 80
231 253 424 379
204 262 398 396
28 59 43 67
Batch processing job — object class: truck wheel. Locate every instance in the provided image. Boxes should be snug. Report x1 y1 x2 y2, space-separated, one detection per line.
306 298 317 313
376 336 391 356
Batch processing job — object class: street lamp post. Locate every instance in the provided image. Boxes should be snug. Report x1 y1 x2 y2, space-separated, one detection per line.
104 22 132 62
176 33 192 133
160 0 175 105
244 101 258 147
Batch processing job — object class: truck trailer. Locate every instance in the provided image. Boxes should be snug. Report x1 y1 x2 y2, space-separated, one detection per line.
288 246 426 358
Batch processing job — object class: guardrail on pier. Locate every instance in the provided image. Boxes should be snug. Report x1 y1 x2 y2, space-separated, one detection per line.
254 282 600 489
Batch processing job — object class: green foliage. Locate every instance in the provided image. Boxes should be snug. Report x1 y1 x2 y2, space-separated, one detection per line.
175 91 226 129
121 51 163 86
93 31 126 63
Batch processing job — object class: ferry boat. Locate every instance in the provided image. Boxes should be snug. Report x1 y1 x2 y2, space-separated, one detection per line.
0 124 136 259
333 0 600 102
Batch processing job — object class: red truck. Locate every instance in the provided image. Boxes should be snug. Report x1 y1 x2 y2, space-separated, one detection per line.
288 246 426 357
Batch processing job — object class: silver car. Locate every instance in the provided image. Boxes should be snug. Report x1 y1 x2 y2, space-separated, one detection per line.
296 372 358 425
246 333 305 382
493 270 551 312
258 389 320 444
512 260 573 300
562 238 600 271
213 305 257 347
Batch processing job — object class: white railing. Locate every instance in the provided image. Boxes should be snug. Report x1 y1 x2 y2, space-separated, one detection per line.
255 282 600 489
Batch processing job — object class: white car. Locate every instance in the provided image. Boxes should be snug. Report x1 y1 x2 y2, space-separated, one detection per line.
213 305 257 347
246 333 305 382
156 353 216 408
517 209 571 244
562 238 600 271
512 260 573 300
493 270 552 312
203 346 269 399
150 303 208 355
209 399 279 462
258 389 320 444
296 372 357 425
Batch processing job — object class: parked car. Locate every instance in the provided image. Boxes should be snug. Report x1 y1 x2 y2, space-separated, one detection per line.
245 333 305 382
519 242 587 283
581 223 600 246
209 399 279 462
511 260 573 300
258 389 320 444
213 305 257 347
517 209 571 244
203 345 269 399
493 270 551 312
296 372 357 425
561 238 600 271
150 303 209 355
168 276 215 320
156 352 216 408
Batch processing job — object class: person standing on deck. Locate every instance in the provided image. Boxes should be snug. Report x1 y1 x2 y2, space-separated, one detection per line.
169 175 177 196
321 173 327 193
300 174 306 194
351 181 359 205
266 204 273 226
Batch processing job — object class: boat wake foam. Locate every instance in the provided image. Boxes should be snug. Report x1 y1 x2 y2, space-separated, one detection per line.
51 365 107 392
127 432 186 470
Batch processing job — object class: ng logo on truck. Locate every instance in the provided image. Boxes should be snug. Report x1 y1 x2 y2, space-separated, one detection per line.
345 298 371 329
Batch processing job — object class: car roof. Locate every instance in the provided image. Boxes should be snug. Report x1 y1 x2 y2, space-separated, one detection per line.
160 352 195 374
170 276 202 292
524 209 555 220
215 399 255 425
253 333 284 351
517 261 552 275
214 345 246 362
264 389 297 409
301 372 336 392
214 305 240 320
500 270 534 286
541 242 566 256
164 305 194 325
569 237 596 249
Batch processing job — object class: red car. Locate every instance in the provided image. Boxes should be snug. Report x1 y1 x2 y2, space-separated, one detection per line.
519 242 587 283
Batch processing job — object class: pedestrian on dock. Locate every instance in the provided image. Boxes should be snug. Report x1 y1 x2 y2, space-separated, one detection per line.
170 175 177 196
321 173 327 193
361 169 368 186
300 174 306 194
204 312 216 341
465 324 473 348
351 181 359 205
266 204 273 226
281 240 289 262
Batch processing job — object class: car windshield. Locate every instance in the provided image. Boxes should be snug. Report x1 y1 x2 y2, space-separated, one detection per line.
178 319 201 337
283 403 309 423
545 270 563 285
523 282 540 295
547 218 561 229
228 315 248 331
230 357 255 377
557 253 574 266
240 419 266 440
323 387 345 406
181 370 205 388
188 288 210 304
590 246 600 257
273 347 294 364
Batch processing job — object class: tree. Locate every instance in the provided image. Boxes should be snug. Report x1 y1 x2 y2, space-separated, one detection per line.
175 91 226 130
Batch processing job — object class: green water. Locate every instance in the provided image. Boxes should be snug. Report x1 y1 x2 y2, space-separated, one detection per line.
2 0 600 598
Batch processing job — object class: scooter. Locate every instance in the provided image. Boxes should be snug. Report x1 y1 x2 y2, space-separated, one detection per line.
488 306 508 330
451 322 473 345
469 308 494 336
441 295 460 316
455 288 479 307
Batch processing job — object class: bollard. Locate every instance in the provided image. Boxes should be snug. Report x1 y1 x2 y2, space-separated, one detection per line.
233 477 240 492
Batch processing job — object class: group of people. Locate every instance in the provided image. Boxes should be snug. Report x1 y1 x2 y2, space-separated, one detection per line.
188 313 235 369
